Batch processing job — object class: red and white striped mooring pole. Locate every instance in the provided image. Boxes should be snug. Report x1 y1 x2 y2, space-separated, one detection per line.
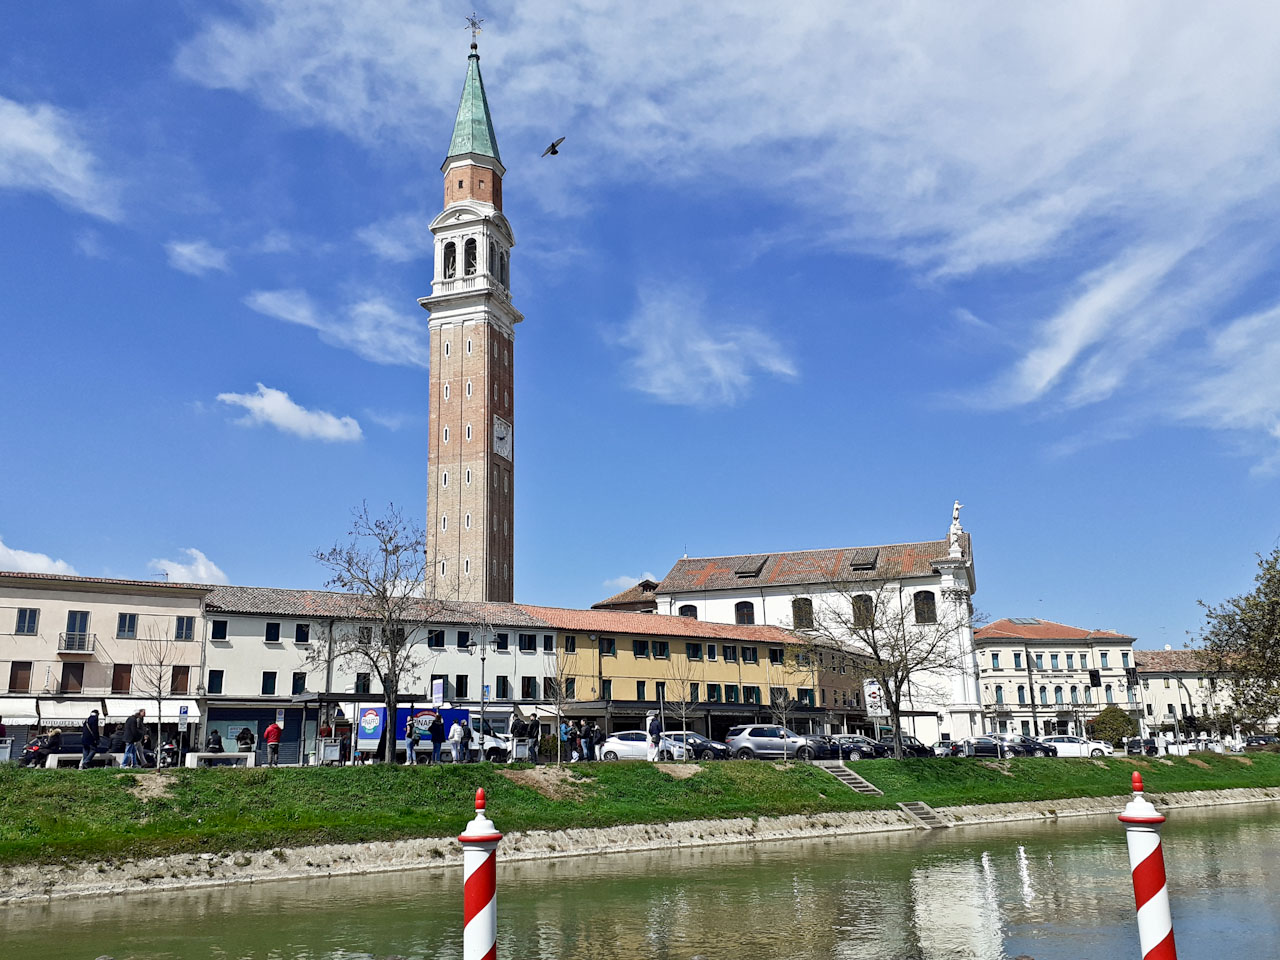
1119 771 1178 960
459 787 503 960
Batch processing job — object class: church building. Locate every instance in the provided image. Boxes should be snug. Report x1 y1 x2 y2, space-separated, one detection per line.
420 40 521 602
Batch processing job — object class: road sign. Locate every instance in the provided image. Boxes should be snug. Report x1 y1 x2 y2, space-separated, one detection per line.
483 684 491 703
432 678 444 707
178 704 189 732
276 708 285 727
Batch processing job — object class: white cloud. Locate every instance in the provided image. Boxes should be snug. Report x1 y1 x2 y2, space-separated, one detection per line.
614 284 796 406
147 548 229 585
602 572 657 593
0 536 77 575
245 288 430 367
0 95 118 218
216 383 362 442
166 238 231 276
75 229 109 259
365 410 409 431
356 213 433 263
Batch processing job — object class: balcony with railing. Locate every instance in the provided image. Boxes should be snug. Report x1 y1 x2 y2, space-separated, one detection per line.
58 632 96 654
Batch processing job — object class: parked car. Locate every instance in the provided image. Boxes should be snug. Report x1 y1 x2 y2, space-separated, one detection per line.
831 734 890 760
725 725 838 760
1244 735 1280 751
664 730 730 760
930 740 953 757
599 730 687 761
992 733 1058 757
876 734 934 758
947 736 1023 758
1126 737 1161 757
1040 735 1114 758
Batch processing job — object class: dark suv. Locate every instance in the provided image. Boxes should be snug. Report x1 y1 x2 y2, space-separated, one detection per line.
876 734 934 758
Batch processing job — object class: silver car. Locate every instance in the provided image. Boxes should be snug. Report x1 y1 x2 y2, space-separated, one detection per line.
725 724 811 760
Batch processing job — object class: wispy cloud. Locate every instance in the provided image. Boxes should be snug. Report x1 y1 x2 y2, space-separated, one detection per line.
356 213 433 263
0 95 118 219
365 410 409 431
148 548 229 585
166 238 231 276
245 288 429 367
602 572 657 593
0 536 77 575
216 383 362 442
613 284 796 406
75 229 109 259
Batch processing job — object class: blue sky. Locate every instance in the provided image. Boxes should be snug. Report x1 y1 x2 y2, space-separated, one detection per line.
3 2 1280 649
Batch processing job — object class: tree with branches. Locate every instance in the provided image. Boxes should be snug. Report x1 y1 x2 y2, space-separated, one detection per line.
133 626 185 769
311 502 441 764
804 584 975 759
1200 547 1280 729
543 640 579 766
663 652 701 757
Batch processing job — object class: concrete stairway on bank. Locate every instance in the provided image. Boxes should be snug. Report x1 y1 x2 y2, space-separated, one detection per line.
813 760 884 796
897 801 950 829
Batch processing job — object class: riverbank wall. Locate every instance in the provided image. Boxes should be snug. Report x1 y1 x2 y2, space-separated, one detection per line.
3 785 1276 906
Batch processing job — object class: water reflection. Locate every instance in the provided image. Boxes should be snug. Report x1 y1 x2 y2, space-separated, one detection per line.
3 805 1280 960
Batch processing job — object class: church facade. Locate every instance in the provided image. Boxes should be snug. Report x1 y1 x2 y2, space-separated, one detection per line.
420 42 521 602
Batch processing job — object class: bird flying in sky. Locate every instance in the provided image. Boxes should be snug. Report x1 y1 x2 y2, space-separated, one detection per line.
541 137 566 157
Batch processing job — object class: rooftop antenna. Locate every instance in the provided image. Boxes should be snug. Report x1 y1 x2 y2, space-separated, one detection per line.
466 11 484 48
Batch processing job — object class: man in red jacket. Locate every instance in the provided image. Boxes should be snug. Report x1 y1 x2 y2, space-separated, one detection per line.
264 720 283 766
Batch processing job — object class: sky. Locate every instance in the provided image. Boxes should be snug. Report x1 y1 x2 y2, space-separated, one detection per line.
3 1 1280 649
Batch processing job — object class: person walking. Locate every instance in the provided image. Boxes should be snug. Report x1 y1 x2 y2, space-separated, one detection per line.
79 709 101 769
447 716 464 763
264 719 283 766
122 709 145 768
526 716 540 765
646 710 663 762
582 719 597 762
405 715 420 765
458 719 473 763
428 712 445 765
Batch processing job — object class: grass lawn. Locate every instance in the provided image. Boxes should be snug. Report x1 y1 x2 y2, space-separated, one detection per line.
1 752 1277 868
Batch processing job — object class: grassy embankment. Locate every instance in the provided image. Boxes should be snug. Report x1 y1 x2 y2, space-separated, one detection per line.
2 753 1278 868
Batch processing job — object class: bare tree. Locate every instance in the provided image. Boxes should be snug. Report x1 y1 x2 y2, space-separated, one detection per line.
134 627 184 769
805 584 975 759
312 502 440 764
663 654 701 757
542 641 578 766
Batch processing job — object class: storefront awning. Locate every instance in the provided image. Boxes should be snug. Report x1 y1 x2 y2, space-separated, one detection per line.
103 698 202 722
0 697 39 724
39 698 105 725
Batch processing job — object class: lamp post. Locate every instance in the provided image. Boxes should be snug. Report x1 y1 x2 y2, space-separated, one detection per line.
465 632 490 760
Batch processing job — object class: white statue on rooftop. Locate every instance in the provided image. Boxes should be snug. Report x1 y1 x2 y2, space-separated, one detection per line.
948 500 964 556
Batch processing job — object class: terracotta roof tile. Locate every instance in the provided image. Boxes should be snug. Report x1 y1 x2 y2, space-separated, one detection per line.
976 618 1134 642
0 571 212 592
1134 649 1209 673
591 579 659 609
515 603 800 644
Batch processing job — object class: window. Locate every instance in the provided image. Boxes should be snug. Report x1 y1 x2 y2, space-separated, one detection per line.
1080 653 1088 668
734 601 755 625
707 683 721 703
444 341 451 357
518 633 537 652
991 652 1000 670
489 240 496 274
117 613 138 639
744 686 761 705
265 622 281 643
210 619 228 641
443 383 450 400
104 662 129 694
428 630 446 649
1122 652 1130 668
456 675 470 698
1071 686 1079 704
465 513 471 529
851 594 874 627
1021 720 1031 736
690 682 700 702
995 685 1004 704
295 623 310 644
600 636 616 656
725 685 740 704
464 238 477 275
1145 703 1154 716
636 681 647 700
653 681 665 702
1100 652 1110 668
678 604 698 619
15 608 38 634
741 647 759 664
1013 651 1023 669
565 678 576 699
291 671 306 696
495 630 510 650
1039 686 1048 705
791 597 814 629
60 662 84 693
521 676 538 699
1127 685 1136 703
442 516 448 531
444 241 457 278
355 673 371 695
602 678 612 700
1066 653 1074 670
565 635 577 653
707 644 717 661
207 669 224 695
466 340 472 355
496 676 511 699
466 424 472 441
652 641 670 659
724 645 738 663
457 630 471 650
1054 686 1064 704
443 426 449 443
1085 686 1093 704
543 635 554 653
913 591 937 624
1105 684 1114 704
1163 678 1171 689
358 626 373 645
769 647 785 665
1017 685 1026 704
799 688 815 707
169 615 194 642
466 470 472 485
262 672 277 695
687 642 703 661
442 473 448 488
633 639 650 658
1050 654 1059 670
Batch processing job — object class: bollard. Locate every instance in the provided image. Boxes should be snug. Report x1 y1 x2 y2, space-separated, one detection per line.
459 787 503 960
1118 771 1178 960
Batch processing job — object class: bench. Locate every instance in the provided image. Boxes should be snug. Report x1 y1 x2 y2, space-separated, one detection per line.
45 752 126 769
185 751 257 768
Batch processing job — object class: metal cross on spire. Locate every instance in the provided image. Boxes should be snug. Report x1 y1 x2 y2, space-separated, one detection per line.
466 12 484 44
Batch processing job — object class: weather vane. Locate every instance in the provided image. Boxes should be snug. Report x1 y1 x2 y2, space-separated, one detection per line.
466 12 484 44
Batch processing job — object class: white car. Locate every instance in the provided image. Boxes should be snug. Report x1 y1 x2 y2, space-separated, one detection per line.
599 730 687 761
1041 735 1113 758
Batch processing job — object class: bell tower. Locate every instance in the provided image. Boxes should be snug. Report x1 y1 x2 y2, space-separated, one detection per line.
419 40 521 602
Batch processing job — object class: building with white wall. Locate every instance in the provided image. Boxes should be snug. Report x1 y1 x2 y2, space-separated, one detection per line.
1134 648 1231 733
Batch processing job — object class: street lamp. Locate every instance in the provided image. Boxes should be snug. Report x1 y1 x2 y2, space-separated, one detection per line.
465 631 491 760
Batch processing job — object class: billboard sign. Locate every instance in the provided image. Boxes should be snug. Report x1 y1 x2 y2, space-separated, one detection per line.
431 678 444 707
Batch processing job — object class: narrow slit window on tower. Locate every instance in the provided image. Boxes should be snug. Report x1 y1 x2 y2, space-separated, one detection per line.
443 383 450 400
493 383 498 400
457 179 463 189
493 342 498 357
466 424 472 441
444 341 450 357
466 380 472 397
440 560 447 576
442 426 449 443
443 242 457 279
441 516 448 531
464 559 470 574
466 339 472 354
464 238 477 276
442 472 448 487
465 469 472 484
465 513 471 529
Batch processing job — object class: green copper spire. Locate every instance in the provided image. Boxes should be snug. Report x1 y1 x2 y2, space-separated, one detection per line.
446 46 501 164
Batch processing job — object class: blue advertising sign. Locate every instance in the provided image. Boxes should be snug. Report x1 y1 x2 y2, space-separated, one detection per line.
354 705 471 750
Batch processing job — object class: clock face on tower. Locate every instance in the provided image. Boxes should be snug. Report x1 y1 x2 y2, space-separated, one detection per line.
493 414 513 460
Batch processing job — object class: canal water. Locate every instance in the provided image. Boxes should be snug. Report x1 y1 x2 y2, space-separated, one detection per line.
3 803 1279 960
